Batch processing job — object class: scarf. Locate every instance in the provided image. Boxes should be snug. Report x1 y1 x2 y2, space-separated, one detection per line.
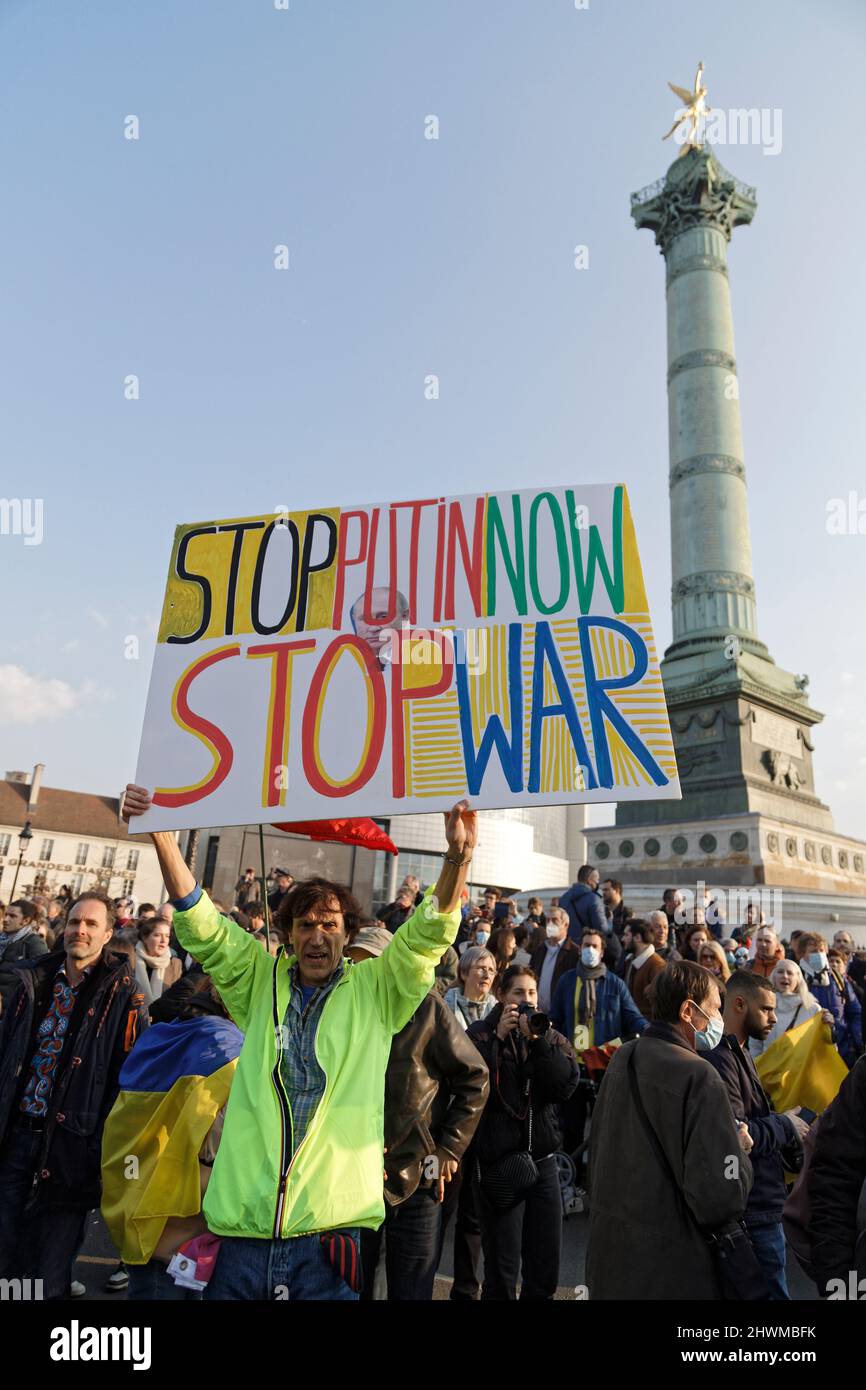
453 992 491 1029
774 993 806 1031
576 961 606 1023
136 941 173 999
0 926 35 961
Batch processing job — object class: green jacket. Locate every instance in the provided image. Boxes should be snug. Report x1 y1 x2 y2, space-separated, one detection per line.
171 888 460 1240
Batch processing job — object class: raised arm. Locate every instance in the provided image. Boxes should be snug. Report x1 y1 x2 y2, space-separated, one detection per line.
362 800 477 1033
122 785 194 900
122 784 265 1029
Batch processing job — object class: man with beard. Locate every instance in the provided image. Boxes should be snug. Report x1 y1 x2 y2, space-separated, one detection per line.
705 970 811 1299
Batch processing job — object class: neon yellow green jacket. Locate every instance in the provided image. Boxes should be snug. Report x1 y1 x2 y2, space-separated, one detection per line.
171 888 460 1240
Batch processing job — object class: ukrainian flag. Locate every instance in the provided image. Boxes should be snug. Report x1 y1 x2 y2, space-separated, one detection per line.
101 1015 243 1265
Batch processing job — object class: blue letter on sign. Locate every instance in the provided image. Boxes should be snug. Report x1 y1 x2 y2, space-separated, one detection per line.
528 622 597 793
455 623 524 795
578 616 668 790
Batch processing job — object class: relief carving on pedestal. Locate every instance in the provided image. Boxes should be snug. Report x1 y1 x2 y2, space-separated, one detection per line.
677 747 722 779
763 750 803 791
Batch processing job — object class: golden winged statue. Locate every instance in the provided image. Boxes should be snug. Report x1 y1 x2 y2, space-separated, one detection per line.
662 61 711 154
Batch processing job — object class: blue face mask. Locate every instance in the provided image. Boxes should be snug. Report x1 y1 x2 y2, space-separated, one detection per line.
807 951 828 974
475 931 490 947
690 1002 724 1052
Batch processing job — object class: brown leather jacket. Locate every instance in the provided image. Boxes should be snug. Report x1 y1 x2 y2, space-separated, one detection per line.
383 992 489 1205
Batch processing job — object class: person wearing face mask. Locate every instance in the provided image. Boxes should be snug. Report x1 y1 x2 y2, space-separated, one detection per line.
458 918 492 958
551 930 647 1053
528 908 580 1013
551 929 647 1163
705 971 813 1299
796 932 863 1068
586 962 754 1299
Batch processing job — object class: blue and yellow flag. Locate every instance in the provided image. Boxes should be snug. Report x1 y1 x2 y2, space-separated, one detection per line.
101 1014 242 1265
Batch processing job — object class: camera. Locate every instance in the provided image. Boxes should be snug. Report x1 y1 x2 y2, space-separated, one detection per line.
517 1002 550 1035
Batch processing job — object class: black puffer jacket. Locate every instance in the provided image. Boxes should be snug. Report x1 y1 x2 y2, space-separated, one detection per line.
466 1004 578 1165
0 948 149 1210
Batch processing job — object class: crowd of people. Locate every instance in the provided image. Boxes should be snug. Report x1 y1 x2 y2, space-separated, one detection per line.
0 817 864 1303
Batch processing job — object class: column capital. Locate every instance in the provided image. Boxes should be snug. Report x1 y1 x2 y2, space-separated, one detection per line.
631 147 757 256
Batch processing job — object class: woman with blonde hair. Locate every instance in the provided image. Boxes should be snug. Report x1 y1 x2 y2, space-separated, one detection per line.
747 957 827 1058
697 939 731 983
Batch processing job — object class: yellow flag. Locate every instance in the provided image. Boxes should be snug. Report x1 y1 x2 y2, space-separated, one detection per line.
754 1012 848 1115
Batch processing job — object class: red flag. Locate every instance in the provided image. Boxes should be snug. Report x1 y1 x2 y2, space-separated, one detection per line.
273 818 398 855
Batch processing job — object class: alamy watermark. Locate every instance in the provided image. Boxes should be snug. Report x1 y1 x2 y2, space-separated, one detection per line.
0 498 43 545
672 107 782 157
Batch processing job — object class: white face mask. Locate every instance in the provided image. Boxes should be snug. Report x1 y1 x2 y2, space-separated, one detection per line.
581 946 601 968
545 923 562 941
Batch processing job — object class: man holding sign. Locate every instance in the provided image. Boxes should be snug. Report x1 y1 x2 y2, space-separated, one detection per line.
122 784 475 1301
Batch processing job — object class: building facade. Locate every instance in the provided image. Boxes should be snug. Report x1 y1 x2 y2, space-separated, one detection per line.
0 769 164 909
183 803 587 915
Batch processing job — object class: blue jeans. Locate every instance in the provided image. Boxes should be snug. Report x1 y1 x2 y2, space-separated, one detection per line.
205 1230 361 1301
361 1184 443 1300
746 1220 789 1301
128 1261 202 1301
0 1125 87 1300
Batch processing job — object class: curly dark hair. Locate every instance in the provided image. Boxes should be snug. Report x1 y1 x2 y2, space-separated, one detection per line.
274 876 361 944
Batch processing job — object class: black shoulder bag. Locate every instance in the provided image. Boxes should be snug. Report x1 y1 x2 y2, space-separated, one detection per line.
477 1035 539 1209
626 1045 771 1301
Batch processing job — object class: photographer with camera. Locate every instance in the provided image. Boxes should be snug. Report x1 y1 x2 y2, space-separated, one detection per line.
466 965 578 1299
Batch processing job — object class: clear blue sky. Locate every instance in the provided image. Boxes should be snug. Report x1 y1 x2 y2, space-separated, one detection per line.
2 0 865 837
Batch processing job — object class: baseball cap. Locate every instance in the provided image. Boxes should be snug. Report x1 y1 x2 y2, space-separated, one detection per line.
350 925 393 958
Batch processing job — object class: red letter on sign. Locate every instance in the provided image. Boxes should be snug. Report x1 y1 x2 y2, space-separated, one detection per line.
302 635 387 797
331 510 370 630
247 639 316 807
152 644 240 808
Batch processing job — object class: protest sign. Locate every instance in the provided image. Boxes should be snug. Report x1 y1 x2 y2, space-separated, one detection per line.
132 484 680 831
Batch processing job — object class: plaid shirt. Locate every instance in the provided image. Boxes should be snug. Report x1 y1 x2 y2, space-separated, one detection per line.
279 960 345 1156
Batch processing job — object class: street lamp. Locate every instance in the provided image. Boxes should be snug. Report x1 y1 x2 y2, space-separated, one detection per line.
9 820 33 901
